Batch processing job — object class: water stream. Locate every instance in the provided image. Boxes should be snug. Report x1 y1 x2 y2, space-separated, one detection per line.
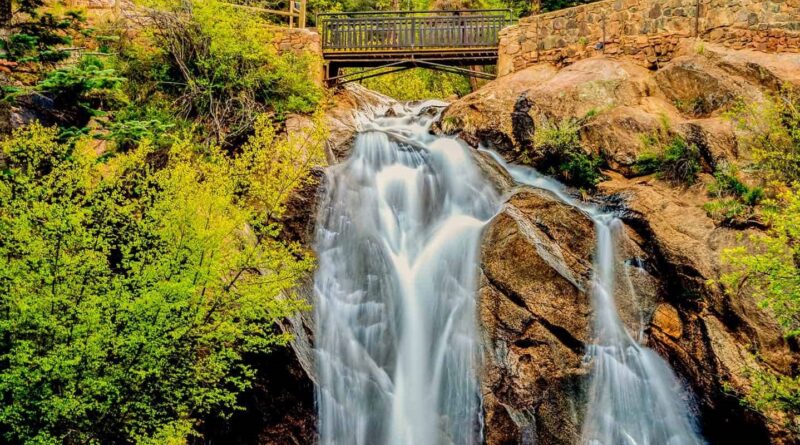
484 152 707 445
313 102 499 445
313 100 706 445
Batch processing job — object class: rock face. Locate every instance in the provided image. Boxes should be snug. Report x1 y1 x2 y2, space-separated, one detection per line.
255 43 800 445
440 43 800 177
480 189 594 445
442 44 800 445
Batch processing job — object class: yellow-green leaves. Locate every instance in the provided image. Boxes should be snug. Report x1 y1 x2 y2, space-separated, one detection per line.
728 88 800 183
0 119 324 443
722 186 800 337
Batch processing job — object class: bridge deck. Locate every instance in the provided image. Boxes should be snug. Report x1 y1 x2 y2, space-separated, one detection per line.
318 9 512 83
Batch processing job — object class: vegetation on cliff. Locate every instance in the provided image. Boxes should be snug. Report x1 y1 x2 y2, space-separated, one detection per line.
721 88 800 433
1 0 326 443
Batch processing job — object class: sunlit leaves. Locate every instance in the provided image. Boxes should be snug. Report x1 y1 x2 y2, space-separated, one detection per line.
0 118 324 443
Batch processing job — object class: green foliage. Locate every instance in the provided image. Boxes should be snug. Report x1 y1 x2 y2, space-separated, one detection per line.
531 117 603 189
722 186 800 336
634 119 701 184
354 67 472 100
0 1 85 63
703 165 764 224
728 88 800 183
102 104 180 151
708 166 750 197
37 56 126 113
703 198 747 222
0 118 325 443
125 0 324 145
719 87 800 435
743 367 800 434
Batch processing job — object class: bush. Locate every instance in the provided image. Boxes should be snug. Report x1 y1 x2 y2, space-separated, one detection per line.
722 185 800 337
354 67 473 100
36 56 126 112
721 186 800 432
743 367 800 435
0 1 85 64
634 126 701 185
728 89 800 183
531 117 604 189
0 118 325 443
123 0 324 146
102 103 182 151
704 166 765 224
707 166 750 197
703 198 748 222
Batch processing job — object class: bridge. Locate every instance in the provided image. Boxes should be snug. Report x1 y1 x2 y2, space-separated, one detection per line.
318 9 512 85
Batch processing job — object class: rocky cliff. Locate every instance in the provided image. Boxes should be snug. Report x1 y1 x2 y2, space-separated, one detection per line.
439 42 800 444
240 42 800 444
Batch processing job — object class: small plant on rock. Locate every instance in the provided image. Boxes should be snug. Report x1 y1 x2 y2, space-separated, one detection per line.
634 116 702 185
703 164 765 225
529 117 604 189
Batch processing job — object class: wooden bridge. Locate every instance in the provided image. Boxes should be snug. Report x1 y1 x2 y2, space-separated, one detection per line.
318 9 512 85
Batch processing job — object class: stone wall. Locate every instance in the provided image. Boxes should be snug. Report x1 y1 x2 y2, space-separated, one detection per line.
498 0 800 75
271 27 324 87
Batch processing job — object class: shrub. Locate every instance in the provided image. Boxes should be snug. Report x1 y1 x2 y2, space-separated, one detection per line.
720 89 800 436
0 2 85 64
722 185 800 337
36 55 126 114
355 67 473 101
743 367 800 435
704 165 765 224
703 198 748 222
721 186 800 432
708 166 750 198
102 103 182 151
531 117 604 189
634 122 702 185
124 0 324 146
0 118 325 443
727 88 800 183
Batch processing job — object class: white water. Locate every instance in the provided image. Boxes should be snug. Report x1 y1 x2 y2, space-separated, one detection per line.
313 102 499 445
483 150 707 445
313 95 706 445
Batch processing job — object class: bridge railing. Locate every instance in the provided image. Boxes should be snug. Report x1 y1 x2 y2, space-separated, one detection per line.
318 9 512 53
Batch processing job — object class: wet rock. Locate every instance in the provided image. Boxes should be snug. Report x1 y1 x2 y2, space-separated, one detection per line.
599 172 799 445
324 84 394 162
479 188 594 445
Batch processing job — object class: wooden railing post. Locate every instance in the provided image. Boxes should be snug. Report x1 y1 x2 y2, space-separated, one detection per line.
411 14 416 48
300 0 307 28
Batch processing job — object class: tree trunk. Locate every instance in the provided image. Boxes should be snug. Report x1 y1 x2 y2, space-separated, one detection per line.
532 0 542 14
0 0 12 26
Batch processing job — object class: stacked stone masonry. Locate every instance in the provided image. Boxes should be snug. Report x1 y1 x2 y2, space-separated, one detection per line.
271 28 324 87
498 0 800 74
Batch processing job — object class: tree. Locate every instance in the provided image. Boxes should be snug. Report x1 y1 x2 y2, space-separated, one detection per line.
127 0 323 146
0 115 326 443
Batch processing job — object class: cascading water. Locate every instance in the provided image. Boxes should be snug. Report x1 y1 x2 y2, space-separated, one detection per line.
313 92 706 445
484 150 707 445
313 102 499 445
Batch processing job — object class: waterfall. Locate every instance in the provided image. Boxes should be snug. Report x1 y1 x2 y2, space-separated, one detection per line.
312 94 706 445
313 102 499 445
483 151 707 445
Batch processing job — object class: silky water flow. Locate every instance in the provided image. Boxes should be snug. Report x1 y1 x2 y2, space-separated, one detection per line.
313 102 499 445
313 99 706 445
